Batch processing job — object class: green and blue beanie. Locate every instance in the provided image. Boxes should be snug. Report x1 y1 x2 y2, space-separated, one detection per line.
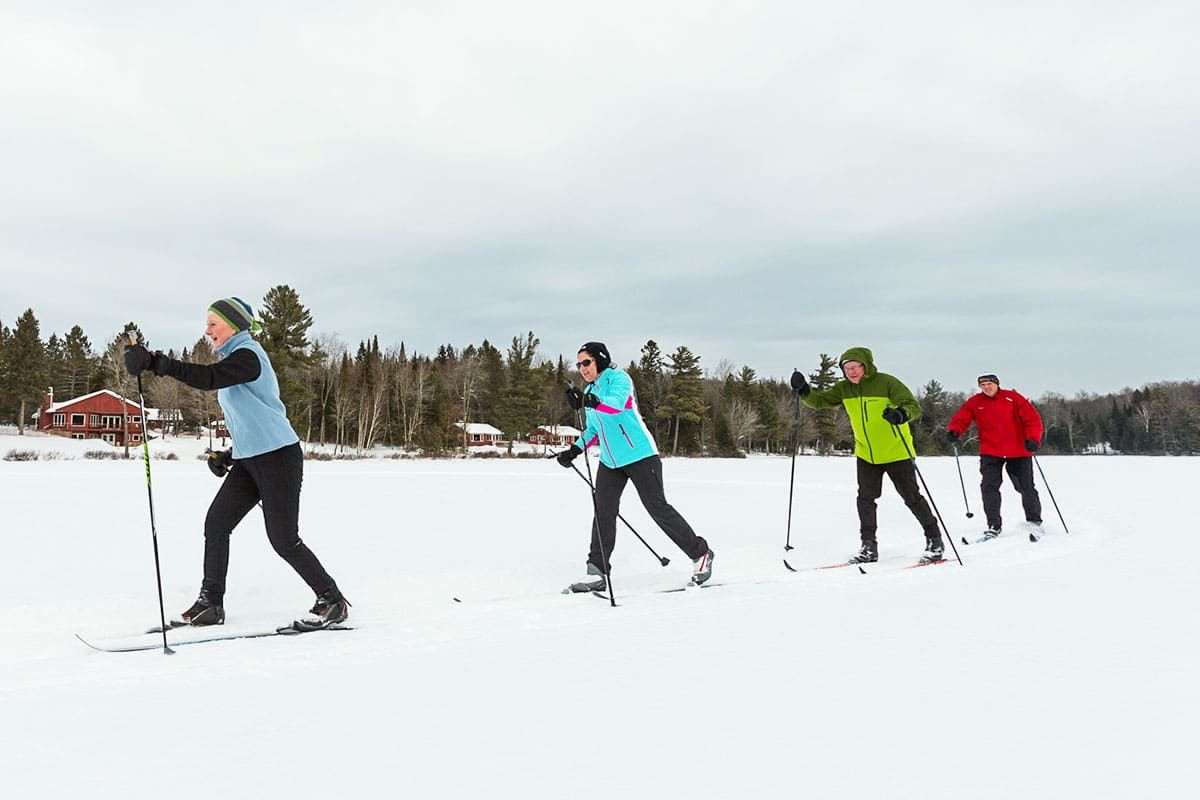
209 297 262 334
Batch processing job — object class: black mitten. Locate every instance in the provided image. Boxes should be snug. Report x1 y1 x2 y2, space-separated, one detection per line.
207 448 233 478
556 445 582 468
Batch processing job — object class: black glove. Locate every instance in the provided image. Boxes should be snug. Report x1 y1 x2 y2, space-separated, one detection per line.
565 387 583 410
123 343 156 376
790 370 811 396
582 393 600 409
556 444 582 468
206 448 233 478
881 406 909 425
946 429 960 442
1025 438 1040 452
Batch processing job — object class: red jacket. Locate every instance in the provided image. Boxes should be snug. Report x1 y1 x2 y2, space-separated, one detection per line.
948 389 1043 458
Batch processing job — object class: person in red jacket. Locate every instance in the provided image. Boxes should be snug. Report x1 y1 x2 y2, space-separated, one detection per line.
947 374 1044 540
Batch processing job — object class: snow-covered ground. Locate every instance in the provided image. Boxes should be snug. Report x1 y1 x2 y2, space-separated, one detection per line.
1 430 1195 798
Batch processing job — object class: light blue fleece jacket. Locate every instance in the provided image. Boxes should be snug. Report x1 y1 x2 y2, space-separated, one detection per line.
215 331 299 458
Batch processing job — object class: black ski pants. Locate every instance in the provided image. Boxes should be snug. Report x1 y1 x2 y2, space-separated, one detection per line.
588 455 708 572
855 457 939 542
979 454 1042 531
201 443 337 602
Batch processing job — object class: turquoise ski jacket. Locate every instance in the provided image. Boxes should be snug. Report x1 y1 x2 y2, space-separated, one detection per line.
573 367 659 469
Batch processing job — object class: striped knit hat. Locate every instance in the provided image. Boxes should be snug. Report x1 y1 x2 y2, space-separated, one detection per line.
208 297 261 334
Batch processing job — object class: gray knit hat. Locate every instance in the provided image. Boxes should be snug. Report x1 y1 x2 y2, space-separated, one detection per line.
208 297 261 334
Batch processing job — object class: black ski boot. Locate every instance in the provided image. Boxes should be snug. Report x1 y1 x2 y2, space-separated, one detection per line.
302 588 350 629
920 534 946 564
848 539 878 564
179 589 225 626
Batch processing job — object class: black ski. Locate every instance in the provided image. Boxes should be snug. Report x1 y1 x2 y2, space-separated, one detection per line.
76 624 352 653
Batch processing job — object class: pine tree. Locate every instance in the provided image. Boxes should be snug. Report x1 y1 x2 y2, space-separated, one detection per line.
0 319 11 424
258 285 314 429
61 325 95 397
810 354 840 454
915 379 952 454
45 334 64 401
658 345 706 456
476 339 506 428
10 309 48 434
630 340 666 443
496 332 543 449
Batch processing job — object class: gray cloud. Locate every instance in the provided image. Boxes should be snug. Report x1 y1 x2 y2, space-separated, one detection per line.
2 1 1197 398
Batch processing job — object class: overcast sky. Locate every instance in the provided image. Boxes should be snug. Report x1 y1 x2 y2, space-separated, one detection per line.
2 1 1196 399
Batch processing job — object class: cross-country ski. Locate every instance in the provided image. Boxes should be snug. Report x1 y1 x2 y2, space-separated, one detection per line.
75 624 354 653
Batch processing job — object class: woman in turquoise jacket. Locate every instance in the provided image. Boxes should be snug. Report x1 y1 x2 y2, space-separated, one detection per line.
556 342 713 592
793 346 944 564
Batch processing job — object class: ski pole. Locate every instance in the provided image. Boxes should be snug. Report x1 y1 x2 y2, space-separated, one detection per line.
783 384 802 572
952 443 975 519
554 457 669 566
895 424 963 566
573 402 616 606
1032 454 1070 534
129 334 174 655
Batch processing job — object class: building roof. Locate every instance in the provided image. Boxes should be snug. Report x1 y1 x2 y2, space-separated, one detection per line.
33 389 153 420
454 422 503 436
537 424 581 437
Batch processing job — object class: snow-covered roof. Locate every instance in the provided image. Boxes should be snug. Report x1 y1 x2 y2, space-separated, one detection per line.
42 388 140 413
454 422 503 435
32 389 155 420
537 425 581 437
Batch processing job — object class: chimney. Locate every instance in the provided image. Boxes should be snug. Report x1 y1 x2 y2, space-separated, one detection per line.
39 387 53 430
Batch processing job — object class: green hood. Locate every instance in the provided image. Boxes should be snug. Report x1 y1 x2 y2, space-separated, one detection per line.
838 346 876 378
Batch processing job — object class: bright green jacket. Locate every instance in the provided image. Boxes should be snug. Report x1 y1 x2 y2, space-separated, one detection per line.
802 346 922 464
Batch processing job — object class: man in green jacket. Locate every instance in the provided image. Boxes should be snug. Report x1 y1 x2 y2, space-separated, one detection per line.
792 347 945 564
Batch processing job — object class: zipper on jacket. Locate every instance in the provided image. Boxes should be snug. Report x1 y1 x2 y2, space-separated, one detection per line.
618 424 634 448
856 386 875 462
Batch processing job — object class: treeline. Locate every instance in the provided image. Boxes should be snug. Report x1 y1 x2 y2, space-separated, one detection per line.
2 287 1197 456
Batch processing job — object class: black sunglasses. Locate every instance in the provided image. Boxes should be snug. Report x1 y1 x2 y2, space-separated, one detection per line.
575 358 593 368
